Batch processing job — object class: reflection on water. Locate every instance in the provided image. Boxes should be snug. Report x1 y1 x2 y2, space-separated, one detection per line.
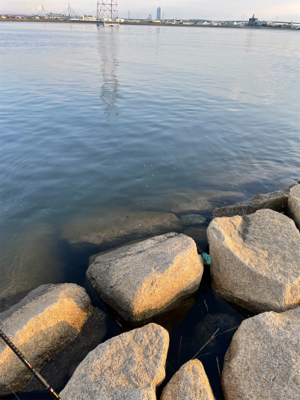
98 28 119 118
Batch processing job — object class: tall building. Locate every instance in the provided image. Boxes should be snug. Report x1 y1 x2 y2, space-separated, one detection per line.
157 7 162 20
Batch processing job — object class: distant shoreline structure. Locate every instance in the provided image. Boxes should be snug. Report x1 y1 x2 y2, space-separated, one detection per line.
0 18 299 30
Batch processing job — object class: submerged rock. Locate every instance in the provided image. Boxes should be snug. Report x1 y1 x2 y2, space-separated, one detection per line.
161 359 215 400
133 190 245 215
181 214 206 226
288 184 300 228
61 209 183 251
213 184 296 218
192 313 240 355
167 190 245 215
60 323 169 400
87 233 204 322
222 306 300 400
0 224 64 300
207 209 300 313
0 284 94 394
183 227 208 251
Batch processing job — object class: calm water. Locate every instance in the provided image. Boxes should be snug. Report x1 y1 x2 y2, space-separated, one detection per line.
0 22 300 399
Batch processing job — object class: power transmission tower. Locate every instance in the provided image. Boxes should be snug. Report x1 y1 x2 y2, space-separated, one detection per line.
97 0 119 22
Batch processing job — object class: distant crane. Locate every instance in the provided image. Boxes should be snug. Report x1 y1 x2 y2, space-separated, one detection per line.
61 4 78 17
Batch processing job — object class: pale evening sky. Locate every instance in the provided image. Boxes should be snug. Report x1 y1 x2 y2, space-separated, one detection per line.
1 0 300 21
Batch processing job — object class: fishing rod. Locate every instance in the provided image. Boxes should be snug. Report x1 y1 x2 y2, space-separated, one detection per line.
0 328 61 399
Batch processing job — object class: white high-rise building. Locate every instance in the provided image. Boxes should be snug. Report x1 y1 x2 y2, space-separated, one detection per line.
157 7 162 20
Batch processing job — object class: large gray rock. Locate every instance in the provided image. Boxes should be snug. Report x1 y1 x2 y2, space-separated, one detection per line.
0 284 94 394
213 184 296 218
207 209 300 313
62 209 183 251
87 233 204 322
0 224 64 300
222 306 300 400
288 184 300 228
161 359 215 400
60 323 169 400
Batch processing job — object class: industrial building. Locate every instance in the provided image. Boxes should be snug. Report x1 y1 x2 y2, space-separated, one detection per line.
45 13 66 20
248 14 258 26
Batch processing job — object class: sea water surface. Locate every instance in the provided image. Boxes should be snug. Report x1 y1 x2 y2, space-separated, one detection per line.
0 22 300 399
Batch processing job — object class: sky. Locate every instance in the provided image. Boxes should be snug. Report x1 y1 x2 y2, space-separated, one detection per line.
1 0 300 21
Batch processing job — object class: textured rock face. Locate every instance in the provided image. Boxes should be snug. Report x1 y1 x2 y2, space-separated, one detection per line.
21 308 108 395
288 184 300 228
0 224 64 300
207 209 300 313
87 233 204 322
161 360 215 400
213 184 296 218
60 323 169 400
62 209 183 251
222 307 300 400
0 284 94 394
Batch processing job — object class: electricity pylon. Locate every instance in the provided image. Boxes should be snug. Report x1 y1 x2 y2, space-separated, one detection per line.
97 0 119 22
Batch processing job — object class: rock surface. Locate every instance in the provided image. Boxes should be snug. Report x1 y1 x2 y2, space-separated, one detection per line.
222 306 300 400
181 214 206 226
87 233 204 322
21 308 109 395
161 359 215 400
213 184 296 218
288 184 300 228
0 224 64 300
62 209 183 251
207 209 300 313
0 284 94 394
60 323 169 400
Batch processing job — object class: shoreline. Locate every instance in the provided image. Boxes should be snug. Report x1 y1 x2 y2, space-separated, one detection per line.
0 19 297 30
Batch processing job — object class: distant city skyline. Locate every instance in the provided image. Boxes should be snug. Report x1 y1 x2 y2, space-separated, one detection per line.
1 0 300 21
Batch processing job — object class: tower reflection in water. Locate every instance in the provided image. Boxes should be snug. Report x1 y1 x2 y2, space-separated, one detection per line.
98 28 119 118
